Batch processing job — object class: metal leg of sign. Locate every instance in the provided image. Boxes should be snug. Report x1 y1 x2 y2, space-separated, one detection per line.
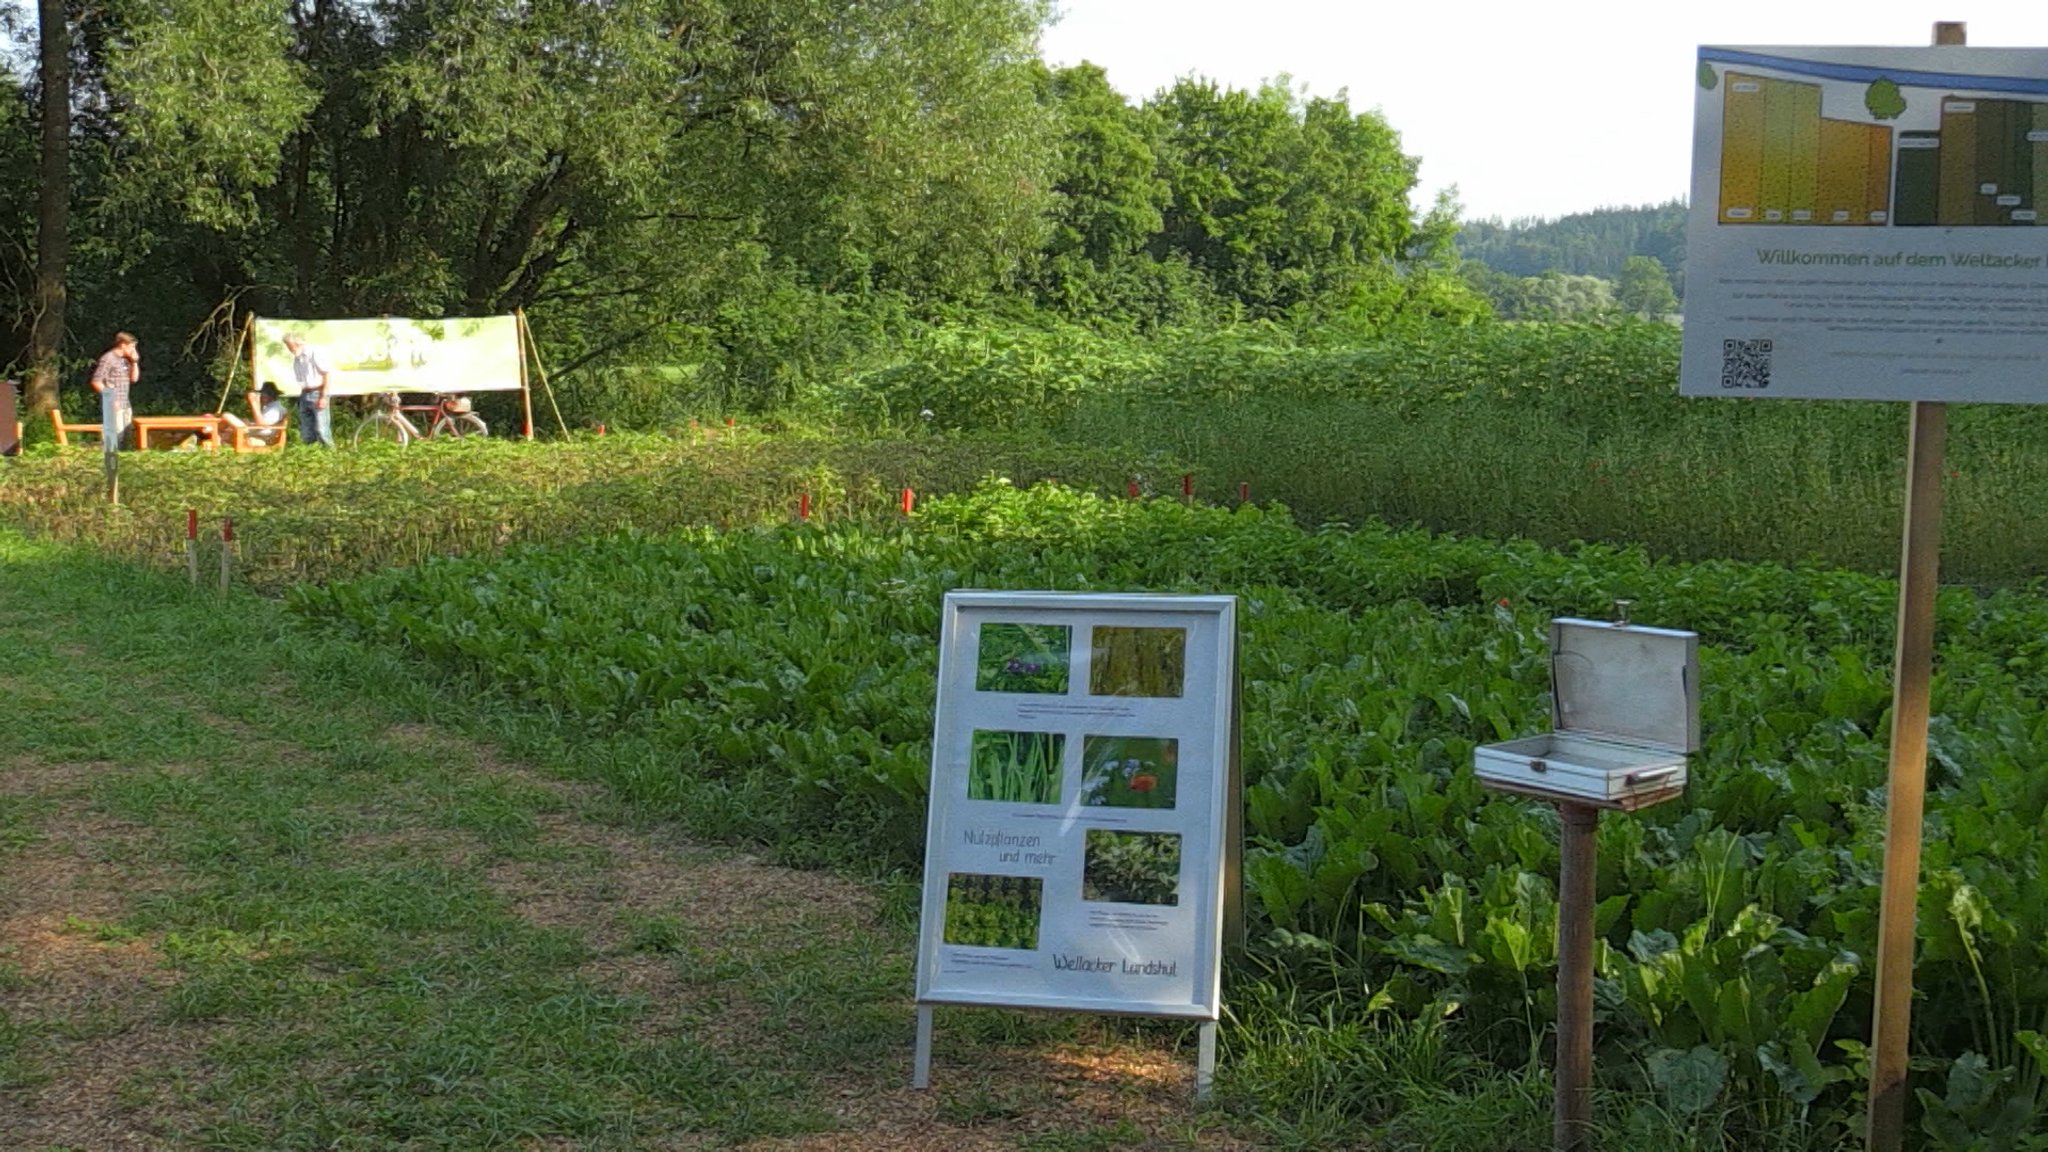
1195 1021 1218 1102
912 1005 934 1089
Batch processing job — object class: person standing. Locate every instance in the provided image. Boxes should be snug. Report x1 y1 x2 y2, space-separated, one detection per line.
89 332 140 449
283 332 334 448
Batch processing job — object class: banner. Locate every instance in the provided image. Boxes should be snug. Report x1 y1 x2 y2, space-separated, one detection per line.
914 592 1237 1021
251 316 522 397
1682 46 2048 402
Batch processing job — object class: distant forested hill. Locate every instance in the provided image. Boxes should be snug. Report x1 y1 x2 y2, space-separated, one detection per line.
1457 201 1687 282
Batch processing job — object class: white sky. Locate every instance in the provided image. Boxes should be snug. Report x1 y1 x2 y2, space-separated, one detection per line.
1040 2 2048 223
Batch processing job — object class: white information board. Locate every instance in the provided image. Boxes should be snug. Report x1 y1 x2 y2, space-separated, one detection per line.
914 592 1237 1021
1683 46 2048 402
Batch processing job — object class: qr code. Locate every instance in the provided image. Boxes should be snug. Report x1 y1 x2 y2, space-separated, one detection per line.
1720 338 1773 390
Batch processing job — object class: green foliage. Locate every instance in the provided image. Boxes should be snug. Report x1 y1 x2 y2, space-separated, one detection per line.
945 874 1043 949
1083 831 1180 905
106 0 314 229
1699 62 1719 91
1617 255 1680 317
1457 201 1686 287
968 731 1064 804
288 481 2048 1147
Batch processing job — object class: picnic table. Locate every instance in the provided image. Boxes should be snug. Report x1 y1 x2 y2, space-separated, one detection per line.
133 414 222 451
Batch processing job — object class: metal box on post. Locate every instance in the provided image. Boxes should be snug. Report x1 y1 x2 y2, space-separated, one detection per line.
1474 617 1699 811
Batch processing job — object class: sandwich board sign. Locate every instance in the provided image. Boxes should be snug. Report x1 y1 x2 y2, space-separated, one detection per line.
1683 45 2048 402
912 592 1239 1096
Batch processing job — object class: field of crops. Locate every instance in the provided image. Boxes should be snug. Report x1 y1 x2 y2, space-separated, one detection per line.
847 320 2048 581
0 429 1158 592
292 483 2048 1149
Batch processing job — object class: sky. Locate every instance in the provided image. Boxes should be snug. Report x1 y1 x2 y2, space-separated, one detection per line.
1039 1 2048 223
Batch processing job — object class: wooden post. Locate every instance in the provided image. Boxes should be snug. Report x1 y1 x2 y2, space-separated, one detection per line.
1181 473 1193 505
1555 802 1598 1151
185 509 199 587
515 310 536 440
218 517 235 594
214 313 253 415
1866 24 1963 1152
101 402 119 505
1238 481 1250 505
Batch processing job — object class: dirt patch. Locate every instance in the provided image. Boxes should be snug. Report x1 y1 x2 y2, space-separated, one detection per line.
0 755 116 797
0 811 205 1150
740 1040 1252 1152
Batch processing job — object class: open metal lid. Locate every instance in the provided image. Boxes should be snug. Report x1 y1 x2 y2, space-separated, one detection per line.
1548 618 1700 754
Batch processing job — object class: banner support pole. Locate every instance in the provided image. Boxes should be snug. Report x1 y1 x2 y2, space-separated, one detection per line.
516 309 571 437
515 310 537 440
214 314 253 415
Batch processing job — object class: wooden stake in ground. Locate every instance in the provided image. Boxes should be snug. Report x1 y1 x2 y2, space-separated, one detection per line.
1865 24 1963 1152
515 309 572 439
1555 803 1597 1151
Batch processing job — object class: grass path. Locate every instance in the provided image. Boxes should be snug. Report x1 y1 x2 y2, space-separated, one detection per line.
0 532 1245 1151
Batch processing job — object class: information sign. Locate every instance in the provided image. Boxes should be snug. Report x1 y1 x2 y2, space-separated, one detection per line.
914 592 1238 1021
1683 46 2048 402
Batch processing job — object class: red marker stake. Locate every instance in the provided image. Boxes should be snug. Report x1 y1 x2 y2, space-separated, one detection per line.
1239 482 1250 504
1127 480 1140 500
902 487 915 516
1182 473 1193 504
186 509 199 587
799 492 811 522
219 517 235 594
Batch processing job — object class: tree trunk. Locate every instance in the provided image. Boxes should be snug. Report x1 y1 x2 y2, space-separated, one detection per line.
27 0 71 417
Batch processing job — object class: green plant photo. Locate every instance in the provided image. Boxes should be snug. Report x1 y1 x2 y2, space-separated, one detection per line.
975 622 1072 694
943 873 1044 950
1083 830 1182 907
967 730 1065 805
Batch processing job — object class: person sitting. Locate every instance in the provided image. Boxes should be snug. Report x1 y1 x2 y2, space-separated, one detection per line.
249 384 286 445
218 383 287 451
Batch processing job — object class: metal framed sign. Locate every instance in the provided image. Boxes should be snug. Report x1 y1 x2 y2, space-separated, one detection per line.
1682 46 2048 402
914 592 1238 1033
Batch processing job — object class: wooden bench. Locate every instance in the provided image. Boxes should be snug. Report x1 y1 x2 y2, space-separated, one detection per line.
49 408 103 447
214 391 287 453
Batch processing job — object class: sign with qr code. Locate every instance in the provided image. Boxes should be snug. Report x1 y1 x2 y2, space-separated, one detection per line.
1682 46 2048 403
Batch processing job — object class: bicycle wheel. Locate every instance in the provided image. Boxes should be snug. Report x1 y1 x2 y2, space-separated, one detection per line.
432 412 489 439
353 412 412 448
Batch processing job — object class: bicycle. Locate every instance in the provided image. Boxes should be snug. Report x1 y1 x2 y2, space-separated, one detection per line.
352 393 489 447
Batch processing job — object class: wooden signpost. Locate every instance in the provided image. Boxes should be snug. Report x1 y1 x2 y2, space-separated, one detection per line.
1679 22 2042 1151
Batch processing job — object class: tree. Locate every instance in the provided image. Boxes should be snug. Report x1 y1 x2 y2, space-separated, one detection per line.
25 0 68 418
1616 255 1678 317
14 0 309 416
1866 77 1907 121
1147 76 1421 318
1518 271 1616 320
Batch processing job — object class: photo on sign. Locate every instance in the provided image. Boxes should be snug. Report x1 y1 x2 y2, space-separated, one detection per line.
968 730 1065 804
1080 736 1179 810
1089 627 1186 698
1083 830 1182 906
944 873 1043 950
975 623 1071 694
